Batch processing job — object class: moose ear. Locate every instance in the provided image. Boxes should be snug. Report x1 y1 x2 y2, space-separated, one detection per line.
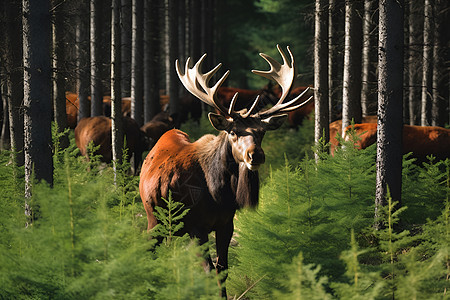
208 112 233 131
261 114 288 131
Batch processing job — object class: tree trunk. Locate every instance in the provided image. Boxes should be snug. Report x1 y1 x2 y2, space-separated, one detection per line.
90 0 103 116
375 0 404 229
5 0 24 166
121 0 132 98
111 0 123 177
341 0 363 133
168 0 179 127
190 0 201 61
314 0 329 155
76 0 90 121
431 0 448 127
420 0 433 126
23 0 54 203
361 0 378 117
328 0 343 122
131 0 144 126
143 0 161 123
51 0 69 148
407 0 422 125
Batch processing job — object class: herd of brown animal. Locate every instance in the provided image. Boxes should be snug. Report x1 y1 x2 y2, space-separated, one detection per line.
69 87 449 173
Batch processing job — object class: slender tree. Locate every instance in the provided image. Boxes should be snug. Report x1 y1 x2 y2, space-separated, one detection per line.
51 0 69 147
143 0 161 123
341 0 363 132
76 0 90 121
431 0 448 127
121 0 132 98
111 0 123 178
314 0 329 153
131 0 144 126
23 0 53 202
328 0 343 122
407 0 422 125
168 0 179 126
420 0 433 126
361 0 378 117
90 0 103 116
375 0 404 229
3 0 24 165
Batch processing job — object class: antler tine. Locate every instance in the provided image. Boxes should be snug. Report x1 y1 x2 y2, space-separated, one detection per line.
251 45 295 113
251 46 312 117
176 54 229 115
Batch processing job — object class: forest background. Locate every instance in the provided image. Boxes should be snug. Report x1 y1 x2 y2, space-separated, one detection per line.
0 0 449 299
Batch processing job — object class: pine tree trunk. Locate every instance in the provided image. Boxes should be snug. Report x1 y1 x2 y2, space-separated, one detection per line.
51 0 69 148
361 0 378 117
131 0 144 126
420 0 433 126
76 0 90 121
111 0 123 176
375 0 404 229
143 0 161 123
314 0 329 154
341 0 362 132
328 0 342 122
168 0 179 127
121 0 132 98
407 0 422 125
3 0 24 165
90 0 103 116
431 0 448 127
23 0 54 202
190 0 201 61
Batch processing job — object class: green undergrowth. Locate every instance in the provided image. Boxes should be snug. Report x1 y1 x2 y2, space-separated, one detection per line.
228 135 449 299
0 123 448 299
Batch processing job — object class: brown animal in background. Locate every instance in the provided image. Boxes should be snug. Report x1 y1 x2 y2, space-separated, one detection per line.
285 86 314 127
141 111 175 143
329 115 377 154
75 116 150 173
139 46 312 297
66 92 79 129
342 123 450 162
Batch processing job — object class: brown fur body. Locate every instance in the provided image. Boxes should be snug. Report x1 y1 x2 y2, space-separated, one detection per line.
343 123 450 162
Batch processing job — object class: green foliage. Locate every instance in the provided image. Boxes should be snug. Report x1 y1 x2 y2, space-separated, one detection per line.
228 136 449 299
0 134 220 299
1 118 449 299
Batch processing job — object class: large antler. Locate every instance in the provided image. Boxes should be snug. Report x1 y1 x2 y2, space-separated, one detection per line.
250 45 312 117
175 54 231 116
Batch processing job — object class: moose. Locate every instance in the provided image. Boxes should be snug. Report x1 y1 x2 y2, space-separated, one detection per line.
139 45 312 297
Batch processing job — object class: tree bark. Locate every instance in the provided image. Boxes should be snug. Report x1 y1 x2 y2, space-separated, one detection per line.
361 0 378 117
328 0 343 122
2 0 24 165
51 0 69 148
431 0 448 127
407 0 422 125
23 0 54 201
420 0 433 126
121 0 132 98
168 0 179 127
131 0 144 126
143 0 161 123
111 0 123 175
341 0 363 132
375 0 404 229
76 0 90 121
314 0 329 155
90 0 103 116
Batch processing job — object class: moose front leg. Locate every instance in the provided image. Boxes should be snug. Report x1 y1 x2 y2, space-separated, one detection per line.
215 220 234 298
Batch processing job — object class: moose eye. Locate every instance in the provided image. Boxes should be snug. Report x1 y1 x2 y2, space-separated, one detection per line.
229 131 236 137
